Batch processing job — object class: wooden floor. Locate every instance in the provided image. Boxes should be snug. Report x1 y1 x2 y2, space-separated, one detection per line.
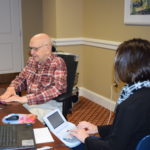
68 96 114 126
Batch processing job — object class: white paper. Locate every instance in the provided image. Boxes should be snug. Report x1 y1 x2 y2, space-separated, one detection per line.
34 127 54 144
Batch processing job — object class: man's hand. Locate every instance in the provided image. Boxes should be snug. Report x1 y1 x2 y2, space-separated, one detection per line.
0 95 27 104
77 121 98 134
0 87 16 100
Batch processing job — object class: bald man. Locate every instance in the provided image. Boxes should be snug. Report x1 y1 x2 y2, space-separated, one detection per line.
0 33 67 122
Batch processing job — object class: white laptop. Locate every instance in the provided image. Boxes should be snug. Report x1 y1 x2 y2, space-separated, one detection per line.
43 109 81 148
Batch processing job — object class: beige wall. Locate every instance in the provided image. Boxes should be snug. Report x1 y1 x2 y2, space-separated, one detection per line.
83 0 150 41
55 0 83 38
82 46 115 99
22 0 150 102
43 0 83 38
22 0 43 63
42 0 56 37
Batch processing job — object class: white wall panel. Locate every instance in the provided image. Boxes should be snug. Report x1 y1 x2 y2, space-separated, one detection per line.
0 0 23 74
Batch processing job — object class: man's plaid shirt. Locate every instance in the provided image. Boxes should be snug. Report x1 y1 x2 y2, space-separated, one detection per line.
10 54 67 105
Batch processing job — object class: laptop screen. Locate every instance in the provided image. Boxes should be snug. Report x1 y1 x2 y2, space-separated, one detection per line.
47 111 64 129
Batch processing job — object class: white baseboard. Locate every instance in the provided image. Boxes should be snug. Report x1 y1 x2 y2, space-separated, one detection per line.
79 87 116 112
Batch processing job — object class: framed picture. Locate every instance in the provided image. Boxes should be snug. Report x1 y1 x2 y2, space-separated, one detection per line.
124 0 150 25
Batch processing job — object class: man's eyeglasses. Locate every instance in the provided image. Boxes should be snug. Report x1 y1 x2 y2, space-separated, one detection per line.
29 44 47 51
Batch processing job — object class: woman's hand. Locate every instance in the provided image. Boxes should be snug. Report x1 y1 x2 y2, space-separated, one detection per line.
70 128 89 143
70 121 98 143
77 121 98 134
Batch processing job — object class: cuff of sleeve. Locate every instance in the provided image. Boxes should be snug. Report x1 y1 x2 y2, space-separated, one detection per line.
84 136 101 150
98 125 112 138
26 94 34 105
84 136 91 148
9 84 17 90
85 136 91 143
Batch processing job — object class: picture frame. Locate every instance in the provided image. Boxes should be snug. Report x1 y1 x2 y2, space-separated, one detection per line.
124 0 150 25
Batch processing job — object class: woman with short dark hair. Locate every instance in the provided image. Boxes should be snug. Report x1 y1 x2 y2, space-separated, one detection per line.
115 38 150 83
71 38 150 150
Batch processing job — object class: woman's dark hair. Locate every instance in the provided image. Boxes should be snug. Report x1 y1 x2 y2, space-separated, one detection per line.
114 38 150 83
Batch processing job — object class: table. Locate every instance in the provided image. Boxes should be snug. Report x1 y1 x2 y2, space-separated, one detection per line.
0 103 69 150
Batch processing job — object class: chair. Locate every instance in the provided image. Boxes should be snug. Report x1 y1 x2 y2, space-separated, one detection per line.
53 52 79 119
135 135 150 150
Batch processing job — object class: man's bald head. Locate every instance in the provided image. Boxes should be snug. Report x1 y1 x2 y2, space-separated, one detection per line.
30 33 52 46
29 33 53 63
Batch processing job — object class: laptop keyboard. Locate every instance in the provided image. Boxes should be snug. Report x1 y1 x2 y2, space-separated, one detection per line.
0 124 17 147
61 128 79 143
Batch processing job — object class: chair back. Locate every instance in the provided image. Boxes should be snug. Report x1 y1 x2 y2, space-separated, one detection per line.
136 135 150 150
54 52 79 93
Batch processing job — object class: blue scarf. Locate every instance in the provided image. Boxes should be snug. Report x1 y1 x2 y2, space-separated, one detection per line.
117 80 150 105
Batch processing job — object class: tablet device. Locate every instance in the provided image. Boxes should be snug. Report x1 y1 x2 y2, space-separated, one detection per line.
43 109 81 148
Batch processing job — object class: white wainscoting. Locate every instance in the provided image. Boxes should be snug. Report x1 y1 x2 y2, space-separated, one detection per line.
79 87 116 112
52 37 121 50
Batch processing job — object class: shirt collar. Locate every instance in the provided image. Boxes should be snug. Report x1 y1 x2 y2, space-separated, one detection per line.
38 54 55 66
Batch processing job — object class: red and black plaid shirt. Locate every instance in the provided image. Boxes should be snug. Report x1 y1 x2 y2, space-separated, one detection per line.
10 54 67 105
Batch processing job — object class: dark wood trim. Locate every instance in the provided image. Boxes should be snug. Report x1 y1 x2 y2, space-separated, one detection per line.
0 72 19 84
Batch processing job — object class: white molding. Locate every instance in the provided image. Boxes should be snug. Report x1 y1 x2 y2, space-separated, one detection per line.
52 37 83 46
52 37 121 50
79 87 116 112
82 38 120 50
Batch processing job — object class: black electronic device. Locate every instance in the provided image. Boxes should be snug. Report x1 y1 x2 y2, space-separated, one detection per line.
5 115 19 121
0 124 36 149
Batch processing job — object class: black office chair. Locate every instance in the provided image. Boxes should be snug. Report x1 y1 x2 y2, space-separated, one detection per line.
135 135 150 150
53 52 79 119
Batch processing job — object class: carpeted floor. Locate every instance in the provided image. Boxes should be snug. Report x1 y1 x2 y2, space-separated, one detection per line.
68 96 114 126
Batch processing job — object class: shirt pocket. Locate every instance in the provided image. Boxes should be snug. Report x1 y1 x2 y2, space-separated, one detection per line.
41 74 52 87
